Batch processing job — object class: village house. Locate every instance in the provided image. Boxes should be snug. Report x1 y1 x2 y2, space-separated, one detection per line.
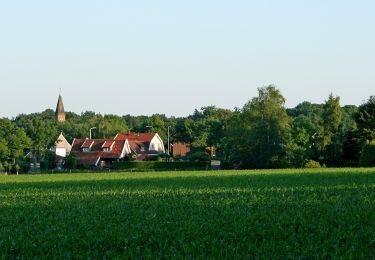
71 138 131 167
53 133 72 157
50 95 167 168
114 133 165 161
70 133 166 167
52 133 72 169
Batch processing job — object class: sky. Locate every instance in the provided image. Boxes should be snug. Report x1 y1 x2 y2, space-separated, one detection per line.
0 0 374 118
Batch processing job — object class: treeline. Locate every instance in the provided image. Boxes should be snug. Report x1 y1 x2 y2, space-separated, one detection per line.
223 87 374 168
0 85 374 173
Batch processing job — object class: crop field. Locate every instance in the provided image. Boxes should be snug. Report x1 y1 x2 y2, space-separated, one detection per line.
1 169 375 258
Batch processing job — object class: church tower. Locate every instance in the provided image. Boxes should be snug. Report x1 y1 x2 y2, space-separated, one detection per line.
55 95 66 122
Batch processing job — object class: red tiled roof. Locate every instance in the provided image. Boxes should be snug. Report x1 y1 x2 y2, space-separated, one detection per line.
115 133 155 142
81 139 94 148
102 140 115 149
115 133 157 154
75 152 101 166
71 139 127 166
128 140 149 154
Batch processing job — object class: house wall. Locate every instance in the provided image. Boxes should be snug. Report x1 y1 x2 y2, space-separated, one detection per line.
149 134 165 153
55 134 72 158
172 142 191 157
120 140 132 158
56 148 67 157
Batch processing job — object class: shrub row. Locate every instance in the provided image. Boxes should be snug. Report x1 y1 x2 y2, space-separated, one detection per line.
113 161 210 171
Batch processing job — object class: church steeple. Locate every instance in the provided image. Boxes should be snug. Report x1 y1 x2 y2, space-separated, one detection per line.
55 95 66 122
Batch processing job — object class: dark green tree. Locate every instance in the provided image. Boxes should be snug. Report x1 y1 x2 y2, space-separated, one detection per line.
0 118 32 173
359 141 375 167
65 154 77 170
342 122 362 165
280 115 315 168
15 113 57 167
355 96 375 143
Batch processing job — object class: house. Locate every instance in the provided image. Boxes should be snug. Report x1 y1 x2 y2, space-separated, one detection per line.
114 133 165 161
71 138 131 167
50 133 72 169
171 142 215 159
53 133 72 157
172 142 191 157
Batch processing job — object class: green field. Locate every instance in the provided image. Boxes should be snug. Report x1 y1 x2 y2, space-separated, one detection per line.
1 169 375 258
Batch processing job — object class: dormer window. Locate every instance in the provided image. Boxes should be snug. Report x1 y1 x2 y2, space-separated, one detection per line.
81 139 94 152
102 140 115 153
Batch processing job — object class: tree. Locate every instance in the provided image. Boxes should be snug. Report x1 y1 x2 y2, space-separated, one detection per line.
15 114 57 168
280 115 315 168
342 122 362 165
355 96 375 143
315 94 344 166
98 114 129 139
0 139 10 163
65 154 77 170
359 142 375 167
173 107 232 156
0 118 32 173
223 86 289 169
14 164 20 175
287 101 324 127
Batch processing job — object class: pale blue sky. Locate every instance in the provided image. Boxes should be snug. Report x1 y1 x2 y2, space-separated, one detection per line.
0 0 374 118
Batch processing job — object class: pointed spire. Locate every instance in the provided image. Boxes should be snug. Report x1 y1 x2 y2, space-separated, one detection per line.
55 95 66 122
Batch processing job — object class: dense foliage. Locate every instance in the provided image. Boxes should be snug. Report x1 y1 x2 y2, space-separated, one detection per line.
222 86 289 168
0 87 373 171
1 169 375 258
359 142 375 167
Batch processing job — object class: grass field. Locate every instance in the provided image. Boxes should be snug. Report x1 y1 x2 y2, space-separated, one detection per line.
1 168 375 258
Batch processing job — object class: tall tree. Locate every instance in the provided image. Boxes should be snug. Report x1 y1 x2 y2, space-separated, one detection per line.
223 86 289 168
316 94 344 166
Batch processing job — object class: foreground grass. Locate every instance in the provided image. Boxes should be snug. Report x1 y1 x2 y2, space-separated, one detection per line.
1 168 375 258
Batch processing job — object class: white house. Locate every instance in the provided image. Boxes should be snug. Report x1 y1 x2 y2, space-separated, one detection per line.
114 133 165 160
53 133 72 157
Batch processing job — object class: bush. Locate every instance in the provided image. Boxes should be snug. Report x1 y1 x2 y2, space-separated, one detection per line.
41 151 57 170
113 161 210 171
145 153 168 162
359 142 375 167
187 151 211 162
304 160 321 168
65 154 77 170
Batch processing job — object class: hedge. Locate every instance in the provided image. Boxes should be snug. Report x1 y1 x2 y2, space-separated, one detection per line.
113 161 210 171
